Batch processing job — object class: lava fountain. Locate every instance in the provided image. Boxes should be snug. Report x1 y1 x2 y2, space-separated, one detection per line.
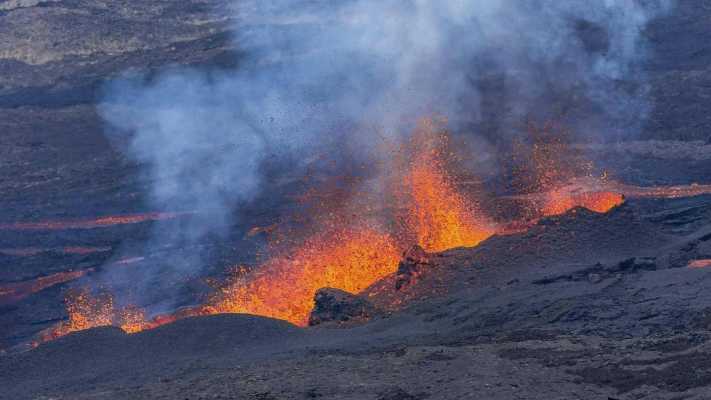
204 225 401 326
541 188 625 216
40 121 498 340
396 120 495 252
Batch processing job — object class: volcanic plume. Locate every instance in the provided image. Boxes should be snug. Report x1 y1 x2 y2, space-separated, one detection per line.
38 118 661 342
41 121 492 336
34 0 679 345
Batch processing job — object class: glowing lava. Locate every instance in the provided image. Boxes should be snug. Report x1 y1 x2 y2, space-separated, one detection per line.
42 122 641 343
204 225 401 326
541 189 625 216
41 289 115 341
0 270 92 305
397 120 495 252
688 259 711 269
39 289 158 341
0 212 187 231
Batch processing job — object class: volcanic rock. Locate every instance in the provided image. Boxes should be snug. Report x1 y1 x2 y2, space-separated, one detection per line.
308 288 375 326
395 245 432 290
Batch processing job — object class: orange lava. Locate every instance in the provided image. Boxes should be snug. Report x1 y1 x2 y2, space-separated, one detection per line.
0 269 91 305
41 122 642 343
688 259 711 269
204 225 401 326
0 212 187 231
40 289 161 341
608 182 711 199
396 120 494 252
38 121 500 342
63 246 113 255
41 289 115 341
0 246 111 256
542 189 625 216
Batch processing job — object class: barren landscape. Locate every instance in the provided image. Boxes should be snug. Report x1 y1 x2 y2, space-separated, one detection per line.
3 1 711 399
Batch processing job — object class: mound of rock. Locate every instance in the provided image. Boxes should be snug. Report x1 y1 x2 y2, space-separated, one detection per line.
308 288 376 326
395 245 432 290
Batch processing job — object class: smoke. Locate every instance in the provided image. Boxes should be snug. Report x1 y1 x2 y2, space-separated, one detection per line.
96 0 672 311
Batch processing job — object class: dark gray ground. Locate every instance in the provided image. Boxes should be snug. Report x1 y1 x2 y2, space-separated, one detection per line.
6 196 711 399
3 1 711 399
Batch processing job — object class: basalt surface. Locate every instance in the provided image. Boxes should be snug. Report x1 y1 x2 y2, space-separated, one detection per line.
4 1 711 399
5 196 711 399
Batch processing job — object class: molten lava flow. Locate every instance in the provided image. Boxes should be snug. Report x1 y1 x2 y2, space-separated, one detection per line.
541 189 625 216
0 270 92 305
397 120 494 252
42 289 115 341
0 212 187 231
116 305 151 334
689 259 711 269
0 246 112 256
40 289 158 341
39 121 503 342
607 182 711 199
204 225 401 326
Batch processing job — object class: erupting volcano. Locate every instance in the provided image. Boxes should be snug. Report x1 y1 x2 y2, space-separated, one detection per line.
39 120 643 341
41 122 496 337
10 1 711 398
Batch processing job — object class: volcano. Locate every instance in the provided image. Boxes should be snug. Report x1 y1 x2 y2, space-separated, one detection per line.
5 1 711 400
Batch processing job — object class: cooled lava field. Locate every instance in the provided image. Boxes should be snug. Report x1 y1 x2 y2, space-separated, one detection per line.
4 1 711 399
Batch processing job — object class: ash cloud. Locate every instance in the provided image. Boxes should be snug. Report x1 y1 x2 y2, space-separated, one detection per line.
96 0 672 311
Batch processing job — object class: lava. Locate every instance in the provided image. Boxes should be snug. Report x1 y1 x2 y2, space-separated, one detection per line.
541 189 625 216
39 123 650 343
688 259 711 269
204 225 401 326
608 182 711 199
0 246 112 257
39 288 160 341
0 212 187 231
398 121 495 252
0 269 91 305
40 289 115 342
513 177 711 217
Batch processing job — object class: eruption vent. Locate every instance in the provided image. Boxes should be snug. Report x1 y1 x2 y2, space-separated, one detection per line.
542 189 625 216
398 121 495 252
40 289 153 343
205 225 400 326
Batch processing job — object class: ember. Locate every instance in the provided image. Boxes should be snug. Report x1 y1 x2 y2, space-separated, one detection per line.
40 289 159 341
42 289 115 341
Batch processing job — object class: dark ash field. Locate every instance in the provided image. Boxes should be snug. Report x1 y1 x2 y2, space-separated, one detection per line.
3 1 711 399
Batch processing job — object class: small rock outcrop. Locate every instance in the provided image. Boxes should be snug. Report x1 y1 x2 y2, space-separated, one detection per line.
308 288 375 326
395 245 432 290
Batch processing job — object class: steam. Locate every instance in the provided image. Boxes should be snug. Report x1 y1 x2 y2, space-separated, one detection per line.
97 0 672 311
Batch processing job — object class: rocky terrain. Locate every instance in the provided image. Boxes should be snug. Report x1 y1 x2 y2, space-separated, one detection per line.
3 1 711 399
6 195 711 399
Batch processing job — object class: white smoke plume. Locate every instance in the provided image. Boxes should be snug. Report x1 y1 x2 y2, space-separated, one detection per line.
97 0 673 310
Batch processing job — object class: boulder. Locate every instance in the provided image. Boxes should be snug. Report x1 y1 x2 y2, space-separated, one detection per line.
395 245 432 290
308 288 375 326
